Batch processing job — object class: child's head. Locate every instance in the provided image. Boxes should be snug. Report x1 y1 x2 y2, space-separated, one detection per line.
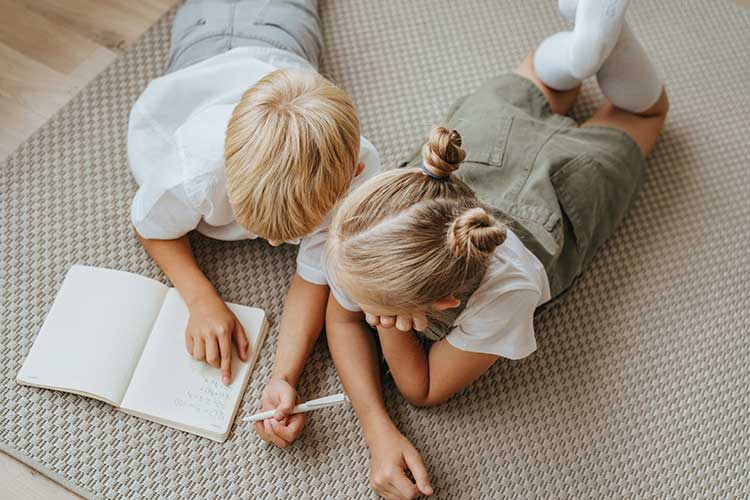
327 127 508 313
225 69 361 244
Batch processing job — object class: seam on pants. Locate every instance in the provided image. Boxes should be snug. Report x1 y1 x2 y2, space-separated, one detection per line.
506 127 560 203
227 2 237 51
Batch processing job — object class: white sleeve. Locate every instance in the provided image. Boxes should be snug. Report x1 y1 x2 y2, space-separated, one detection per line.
297 232 361 311
131 184 201 240
446 289 540 359
128 104 202 240
319 248 362 312
296 227 328 286
329 281 362 312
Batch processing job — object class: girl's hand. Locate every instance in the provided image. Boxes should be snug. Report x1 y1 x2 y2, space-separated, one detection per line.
185 293 249 385
254 378 307 448
364 310 428 333
368 427 433 500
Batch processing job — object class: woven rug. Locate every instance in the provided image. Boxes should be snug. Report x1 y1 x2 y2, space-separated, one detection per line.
2 1 749 498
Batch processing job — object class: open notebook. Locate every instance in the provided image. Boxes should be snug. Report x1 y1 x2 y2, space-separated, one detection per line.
17 265 268 442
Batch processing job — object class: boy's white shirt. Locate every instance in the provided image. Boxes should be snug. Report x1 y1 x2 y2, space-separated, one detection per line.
128 46 381 286
328 229 552 360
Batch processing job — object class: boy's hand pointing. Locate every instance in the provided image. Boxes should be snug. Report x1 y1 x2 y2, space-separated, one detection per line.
185 292 249 385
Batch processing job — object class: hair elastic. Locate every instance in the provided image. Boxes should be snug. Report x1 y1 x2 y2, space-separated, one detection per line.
420 163 449 180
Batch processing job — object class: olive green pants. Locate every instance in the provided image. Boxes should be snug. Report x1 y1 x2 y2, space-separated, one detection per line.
402 74 646 299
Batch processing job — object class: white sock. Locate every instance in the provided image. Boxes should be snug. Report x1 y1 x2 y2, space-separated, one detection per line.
596 22 662 112
533 32 581 91
534 0 629 90
569 0 631 80
534 0 662 112
558 0 578 23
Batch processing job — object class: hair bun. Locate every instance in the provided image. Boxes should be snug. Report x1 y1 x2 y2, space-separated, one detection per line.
448 207 507 259
421 127 466 177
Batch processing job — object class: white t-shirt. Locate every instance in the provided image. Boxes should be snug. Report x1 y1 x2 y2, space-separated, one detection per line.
328 229 552 359
127 46 381 286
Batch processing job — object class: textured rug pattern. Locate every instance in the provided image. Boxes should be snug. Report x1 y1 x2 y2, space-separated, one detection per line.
2 1 749 498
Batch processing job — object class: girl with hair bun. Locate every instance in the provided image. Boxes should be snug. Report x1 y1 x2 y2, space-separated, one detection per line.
325 1 668 496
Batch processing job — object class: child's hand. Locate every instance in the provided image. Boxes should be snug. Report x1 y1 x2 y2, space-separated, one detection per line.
254 378 307 448
185 293 249 385
364 310 428 333
368 428 433 500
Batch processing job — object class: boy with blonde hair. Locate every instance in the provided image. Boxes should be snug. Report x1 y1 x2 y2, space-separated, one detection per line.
128 0 380 448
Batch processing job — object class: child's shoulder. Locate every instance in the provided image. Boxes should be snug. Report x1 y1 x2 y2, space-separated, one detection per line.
350 135 382 190
472 229 550 303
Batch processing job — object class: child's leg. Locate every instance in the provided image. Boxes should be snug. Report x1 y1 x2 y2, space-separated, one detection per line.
166 0 321 73
532 32 581 91
583 89 669 157
232 0 322 68
535 0 662 114
514 53 581 116
533 0 631 89
582 9 667 154
567 0 630 80
166 0 241 73
595 23 663 113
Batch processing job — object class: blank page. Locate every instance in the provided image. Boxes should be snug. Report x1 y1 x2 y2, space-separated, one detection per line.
120 288 266 440
16 266 169 405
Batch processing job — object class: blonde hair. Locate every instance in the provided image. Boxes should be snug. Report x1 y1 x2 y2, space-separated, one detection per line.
327 127 508 312
225 69 361 242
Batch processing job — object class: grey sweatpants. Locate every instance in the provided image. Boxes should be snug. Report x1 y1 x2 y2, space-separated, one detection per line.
166 0 322 73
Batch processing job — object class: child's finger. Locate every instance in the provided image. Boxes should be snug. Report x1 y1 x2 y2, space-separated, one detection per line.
273 414 306 442
193 336 206 361
233 322 249 361
218 332 232 385
395 315 412 332
412 312 429 332
286 413 306 434
205 337 220 369
185 331 194 356
255 421 289 448
255 421 271 442
270 418 298 443
365 313 381 327
380 316 396 328
376 483 400 500
390 471 420 500
404 449 432 495
274 390 296 419
256 421 271 441
264 419 290 448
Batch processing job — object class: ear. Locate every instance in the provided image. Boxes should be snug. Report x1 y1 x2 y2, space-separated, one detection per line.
432 295 461 311
354 162 365 177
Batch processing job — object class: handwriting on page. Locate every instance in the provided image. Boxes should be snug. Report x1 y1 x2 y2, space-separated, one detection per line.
173 374 232 427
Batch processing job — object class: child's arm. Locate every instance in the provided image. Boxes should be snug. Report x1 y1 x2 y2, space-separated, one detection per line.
377 326 498 407
326 297 433 499
254 273 328 448
136 232 249 384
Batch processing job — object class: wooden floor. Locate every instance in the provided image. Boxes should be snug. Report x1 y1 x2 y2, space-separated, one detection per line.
0 2 176 497
2 0 749 498
0 0 176 161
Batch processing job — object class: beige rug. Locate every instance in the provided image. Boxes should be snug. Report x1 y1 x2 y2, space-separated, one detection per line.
2 1 749 498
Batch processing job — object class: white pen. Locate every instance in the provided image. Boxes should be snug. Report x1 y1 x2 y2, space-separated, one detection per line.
242 393 349 422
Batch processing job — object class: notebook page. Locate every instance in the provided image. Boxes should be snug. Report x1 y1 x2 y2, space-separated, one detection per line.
120 288 266 439
16 265 169 405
